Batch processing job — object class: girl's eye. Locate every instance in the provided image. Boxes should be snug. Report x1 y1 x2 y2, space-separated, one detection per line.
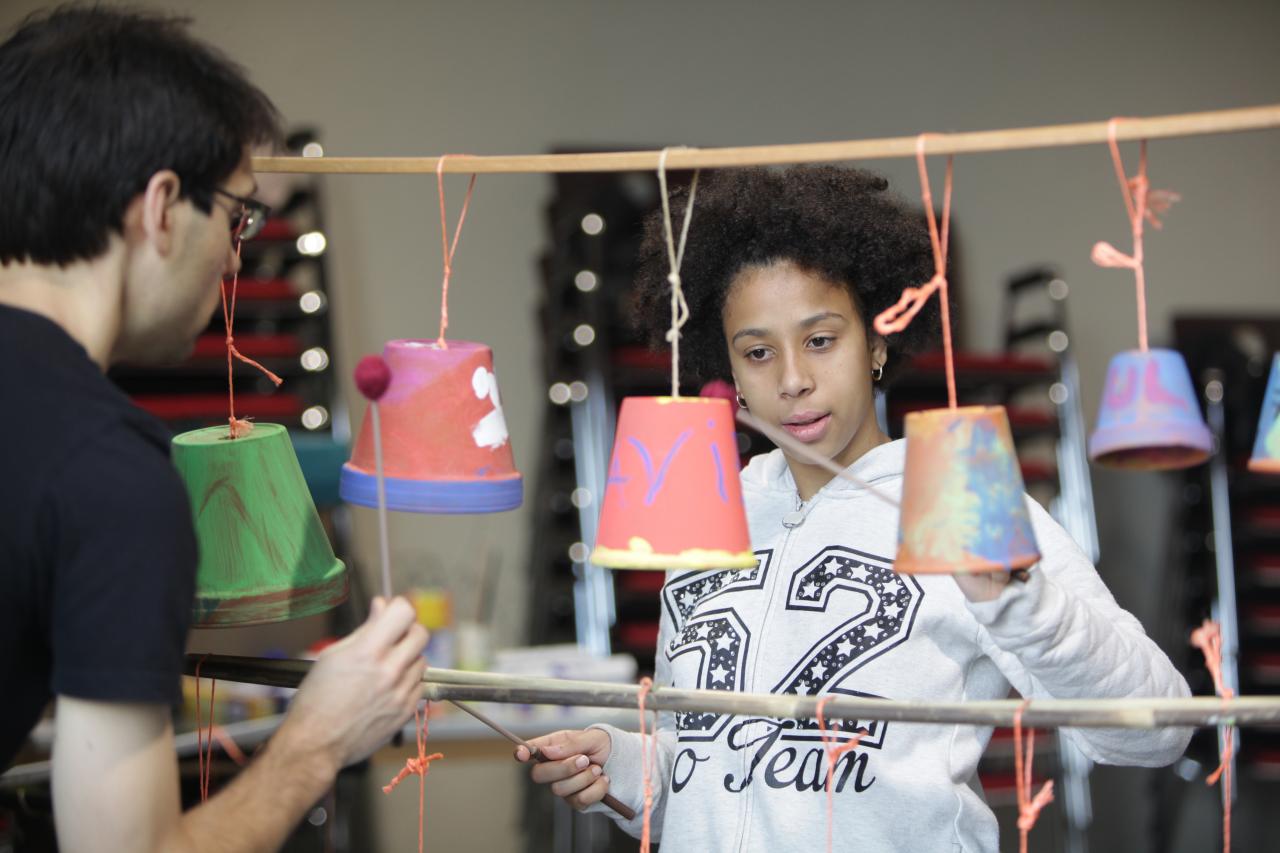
808 335 834 350
745 347 770 361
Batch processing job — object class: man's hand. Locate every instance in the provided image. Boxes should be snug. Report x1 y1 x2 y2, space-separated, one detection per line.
275 596 428 771
516 728 613 811
52 598 429 853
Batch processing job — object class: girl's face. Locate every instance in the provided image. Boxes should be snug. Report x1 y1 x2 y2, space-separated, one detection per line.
722 260 888 497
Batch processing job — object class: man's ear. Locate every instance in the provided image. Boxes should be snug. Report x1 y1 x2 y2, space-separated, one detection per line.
131 170 183 257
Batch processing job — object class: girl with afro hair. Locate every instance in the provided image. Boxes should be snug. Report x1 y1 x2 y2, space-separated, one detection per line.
519 166 1190 852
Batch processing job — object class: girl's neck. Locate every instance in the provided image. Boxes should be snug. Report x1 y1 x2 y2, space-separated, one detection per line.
789 425 891 502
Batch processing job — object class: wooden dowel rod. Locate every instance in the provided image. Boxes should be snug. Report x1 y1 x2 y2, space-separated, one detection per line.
448 699 637 821
253 103 1280 175
187 655 1280 730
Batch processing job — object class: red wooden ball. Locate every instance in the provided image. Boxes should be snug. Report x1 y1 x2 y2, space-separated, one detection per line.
354 355 392 401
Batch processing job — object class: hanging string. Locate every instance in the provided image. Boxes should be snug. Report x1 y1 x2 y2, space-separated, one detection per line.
194 655 217 803
210 725 248 767
636 676 659 852
435 156 479 348
1090 118 1180 352
221 235 283 439
873 135 957 409
382 702 445 853
656 148 700 399
1012 701 1055 853
1191 620 1235 853
816 695 864 853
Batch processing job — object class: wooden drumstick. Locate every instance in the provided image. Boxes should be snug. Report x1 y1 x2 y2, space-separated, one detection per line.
455 699 637 821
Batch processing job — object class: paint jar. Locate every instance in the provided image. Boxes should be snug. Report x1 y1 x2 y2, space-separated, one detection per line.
410 587 455 669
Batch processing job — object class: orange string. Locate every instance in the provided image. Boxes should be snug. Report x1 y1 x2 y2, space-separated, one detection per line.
220 237 283 438
434 157 479 348
382 703 444 853
194 656 216 802
1012 701 1055 853
1191 620 1234 853
637 677 658 853
816 696 864 853
210 725 248 767
1090 119 1180 353
873 135 957 409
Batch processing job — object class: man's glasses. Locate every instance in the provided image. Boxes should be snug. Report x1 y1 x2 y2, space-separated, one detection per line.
211 187 271 241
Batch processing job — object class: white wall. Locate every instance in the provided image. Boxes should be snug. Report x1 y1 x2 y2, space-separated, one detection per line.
9 0 1276 648
7 1 1277 848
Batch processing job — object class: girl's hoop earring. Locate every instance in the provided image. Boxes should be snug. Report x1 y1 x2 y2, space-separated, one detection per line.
735 393 748 410
872 366 884 382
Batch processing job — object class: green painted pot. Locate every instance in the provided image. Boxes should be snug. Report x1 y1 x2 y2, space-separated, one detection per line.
172 424 348 626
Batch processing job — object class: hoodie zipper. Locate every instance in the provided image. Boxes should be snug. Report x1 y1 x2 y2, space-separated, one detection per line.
736 492 810 853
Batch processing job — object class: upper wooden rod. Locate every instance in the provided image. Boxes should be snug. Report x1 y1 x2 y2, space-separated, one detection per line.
253 104 1280 175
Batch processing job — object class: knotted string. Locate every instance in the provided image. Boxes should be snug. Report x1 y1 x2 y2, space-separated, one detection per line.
873 135 957 409
816 695 864 853
194 656 216 802
1012 701 1055 853
1191 619 1234 853
656 148 700 398
434 156 479 348
382 702 444 853
637 676 659 852
1090 118 1180 352
221 236 283 438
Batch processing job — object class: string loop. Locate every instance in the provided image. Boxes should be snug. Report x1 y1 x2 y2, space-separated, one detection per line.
1013 701 1055 853
873 135 957 409
382 702 444 853
221 238 283 438
637 676 659 852
816 695 864 853
656 148 700 398
1191 620 1234 853
435 156 479 348
194 655 216 802
1091 118 1179 352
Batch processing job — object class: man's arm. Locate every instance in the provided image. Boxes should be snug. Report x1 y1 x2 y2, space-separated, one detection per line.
53 597 428 853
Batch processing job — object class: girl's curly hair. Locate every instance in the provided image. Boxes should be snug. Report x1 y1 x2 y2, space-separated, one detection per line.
634 165 943 386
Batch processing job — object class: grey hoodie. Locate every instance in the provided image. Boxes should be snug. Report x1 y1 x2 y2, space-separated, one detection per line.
589 439 1191 852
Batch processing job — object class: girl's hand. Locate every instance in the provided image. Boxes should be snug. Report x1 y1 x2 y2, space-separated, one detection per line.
515 728 613 811
951 568 1029 602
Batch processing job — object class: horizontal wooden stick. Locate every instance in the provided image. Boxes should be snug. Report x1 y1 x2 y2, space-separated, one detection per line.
253 103 1280 175
186 655 1279 730
446 697 637 820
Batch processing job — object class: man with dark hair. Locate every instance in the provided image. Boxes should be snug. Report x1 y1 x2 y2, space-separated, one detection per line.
0 8 428 850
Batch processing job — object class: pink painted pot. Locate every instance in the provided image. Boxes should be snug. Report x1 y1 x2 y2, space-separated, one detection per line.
592 396 755 570
340 339 522 513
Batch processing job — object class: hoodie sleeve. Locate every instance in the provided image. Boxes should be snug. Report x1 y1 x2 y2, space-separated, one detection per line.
581 574 680 839
964 498 1192 767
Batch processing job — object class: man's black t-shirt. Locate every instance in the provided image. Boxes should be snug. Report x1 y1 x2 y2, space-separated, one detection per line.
0 305 197 769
